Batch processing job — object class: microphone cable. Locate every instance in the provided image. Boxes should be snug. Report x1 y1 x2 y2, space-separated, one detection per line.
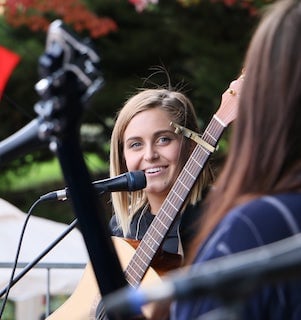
0 196 53 318
0 198 77 319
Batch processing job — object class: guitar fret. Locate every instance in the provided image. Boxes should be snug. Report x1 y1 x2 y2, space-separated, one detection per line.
127 273 142 287
143 233 160 247
131 279 140 288
125 272 139 287
138 247 153 260
206 130 222 140
161 207 174 220
190 154 205 168
135 254 150 268
132 255 152 277
199 146 210 155
178 179 190 191
153 219 168 233
204 118 224 146
166 198 178 211
204 130 217 142
184 167 198 179
126 264 144 281
146 233 160 246
213 114 226 127
144 225 165 245
126 261 143 276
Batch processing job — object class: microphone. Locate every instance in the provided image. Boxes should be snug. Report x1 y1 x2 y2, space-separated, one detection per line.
40 170 147 201
103 233 301 317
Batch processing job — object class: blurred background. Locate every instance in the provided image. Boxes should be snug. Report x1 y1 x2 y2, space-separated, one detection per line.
0 0 271 318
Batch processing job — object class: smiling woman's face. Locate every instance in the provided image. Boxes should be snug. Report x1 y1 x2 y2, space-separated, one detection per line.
123 107 183 199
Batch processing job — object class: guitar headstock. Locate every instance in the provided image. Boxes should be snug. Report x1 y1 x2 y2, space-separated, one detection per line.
215 71 244 127
33 20 104 141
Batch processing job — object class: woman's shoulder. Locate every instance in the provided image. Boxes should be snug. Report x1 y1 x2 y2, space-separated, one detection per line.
231 192 301 225
225 193 301 237
198 193 301 260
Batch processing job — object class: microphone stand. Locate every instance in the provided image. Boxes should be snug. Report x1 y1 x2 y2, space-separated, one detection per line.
36 21 129 320
0 20 130 320
54 122 129 300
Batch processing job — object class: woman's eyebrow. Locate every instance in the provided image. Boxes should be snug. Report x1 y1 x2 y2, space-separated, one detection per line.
125 129 175 141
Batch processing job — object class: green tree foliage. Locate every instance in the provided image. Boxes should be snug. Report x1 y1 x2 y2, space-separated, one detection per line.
0 0 259 180
3 0 117 37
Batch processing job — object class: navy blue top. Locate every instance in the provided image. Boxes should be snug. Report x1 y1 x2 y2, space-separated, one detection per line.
171 193 301 320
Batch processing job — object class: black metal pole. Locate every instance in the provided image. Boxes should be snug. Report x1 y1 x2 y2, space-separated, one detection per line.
54 132 128 320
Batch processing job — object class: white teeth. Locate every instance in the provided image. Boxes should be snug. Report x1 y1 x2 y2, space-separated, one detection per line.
145 167 162 173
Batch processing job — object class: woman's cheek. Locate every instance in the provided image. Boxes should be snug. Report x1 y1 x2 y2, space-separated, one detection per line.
124 152 138 171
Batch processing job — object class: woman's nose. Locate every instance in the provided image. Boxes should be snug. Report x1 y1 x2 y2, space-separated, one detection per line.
144 146 159 161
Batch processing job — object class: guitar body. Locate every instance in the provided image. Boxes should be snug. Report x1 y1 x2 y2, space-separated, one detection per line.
46 236 181 320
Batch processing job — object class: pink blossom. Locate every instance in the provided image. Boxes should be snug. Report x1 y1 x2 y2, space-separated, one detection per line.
128 0 159 12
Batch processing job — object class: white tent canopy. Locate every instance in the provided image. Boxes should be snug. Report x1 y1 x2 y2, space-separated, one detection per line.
0 198 89 302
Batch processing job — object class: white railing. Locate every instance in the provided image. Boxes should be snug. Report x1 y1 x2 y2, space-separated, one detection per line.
0 262 86 318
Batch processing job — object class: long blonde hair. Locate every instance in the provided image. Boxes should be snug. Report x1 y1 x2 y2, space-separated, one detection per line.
110 88 213 235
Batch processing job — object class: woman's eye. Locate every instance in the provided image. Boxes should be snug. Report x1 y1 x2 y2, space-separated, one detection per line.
129 141 141 149
158 136 172 144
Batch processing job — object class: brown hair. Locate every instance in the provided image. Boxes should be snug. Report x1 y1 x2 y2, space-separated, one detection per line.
189 0 301 260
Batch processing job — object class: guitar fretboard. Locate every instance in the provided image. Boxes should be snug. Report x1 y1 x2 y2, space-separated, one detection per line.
124 116 225 287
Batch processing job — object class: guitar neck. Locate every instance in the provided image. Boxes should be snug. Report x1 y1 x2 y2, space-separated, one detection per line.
124 115 226 287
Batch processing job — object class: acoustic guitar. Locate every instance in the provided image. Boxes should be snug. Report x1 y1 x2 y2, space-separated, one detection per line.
47 74 244 320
